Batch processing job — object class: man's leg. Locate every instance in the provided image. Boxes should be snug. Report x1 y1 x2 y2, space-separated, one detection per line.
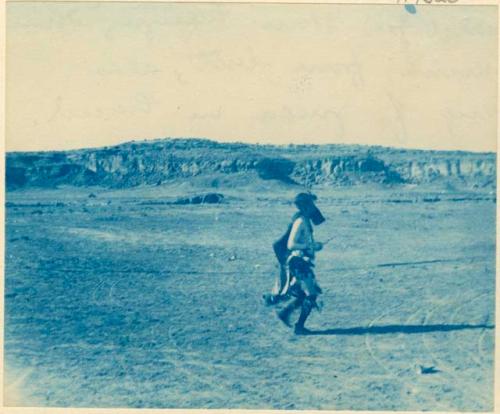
294 295 316 334
277 290 304 327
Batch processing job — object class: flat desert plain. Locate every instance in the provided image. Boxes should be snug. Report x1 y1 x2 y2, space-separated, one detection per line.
4 179 495 410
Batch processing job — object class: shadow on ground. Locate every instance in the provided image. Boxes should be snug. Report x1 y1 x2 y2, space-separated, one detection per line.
306 324 494 336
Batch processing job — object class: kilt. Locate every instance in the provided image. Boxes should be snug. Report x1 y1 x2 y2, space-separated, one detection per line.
287 255 322 297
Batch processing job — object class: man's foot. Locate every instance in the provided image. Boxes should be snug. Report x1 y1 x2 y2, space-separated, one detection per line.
294 324 312 335
264 294 286 306
277 309 292 327
263 294 276 306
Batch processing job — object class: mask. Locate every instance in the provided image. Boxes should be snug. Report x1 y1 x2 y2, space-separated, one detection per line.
310 204 326 225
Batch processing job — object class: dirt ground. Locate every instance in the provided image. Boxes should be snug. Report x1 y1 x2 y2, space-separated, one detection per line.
4 181 496 410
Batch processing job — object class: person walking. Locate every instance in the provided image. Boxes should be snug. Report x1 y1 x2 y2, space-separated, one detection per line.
276 192 326 335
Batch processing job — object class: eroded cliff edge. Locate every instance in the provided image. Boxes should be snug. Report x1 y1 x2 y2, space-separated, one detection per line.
6 139 496 190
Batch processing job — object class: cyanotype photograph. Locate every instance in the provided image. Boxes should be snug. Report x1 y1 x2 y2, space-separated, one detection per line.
3 1 497 411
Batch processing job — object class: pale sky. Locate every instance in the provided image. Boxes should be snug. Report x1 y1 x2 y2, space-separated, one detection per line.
6 3 498 152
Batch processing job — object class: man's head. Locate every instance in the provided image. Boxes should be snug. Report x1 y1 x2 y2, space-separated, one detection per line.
294 192 326 225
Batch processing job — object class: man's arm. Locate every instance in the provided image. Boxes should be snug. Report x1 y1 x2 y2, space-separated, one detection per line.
287 218 310 251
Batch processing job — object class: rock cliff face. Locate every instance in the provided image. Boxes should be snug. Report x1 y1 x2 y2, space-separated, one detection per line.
6 138 496 190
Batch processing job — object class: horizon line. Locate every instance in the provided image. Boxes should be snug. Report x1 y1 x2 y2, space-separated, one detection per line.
5 136 497 156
